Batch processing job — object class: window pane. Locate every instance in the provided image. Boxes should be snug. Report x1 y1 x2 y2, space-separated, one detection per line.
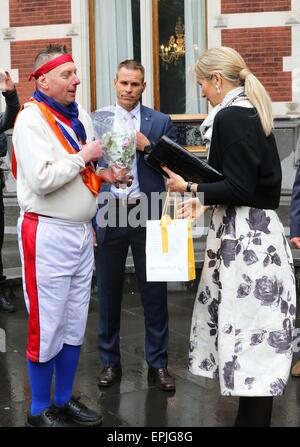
94 0 141 108
158 0 186 114
157 0 207 114
132 0 141 61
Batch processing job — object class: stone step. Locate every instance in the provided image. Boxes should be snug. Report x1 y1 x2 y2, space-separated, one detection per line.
3 196 19 231
3 235 300 292
3 197 292 234
1 195 296 293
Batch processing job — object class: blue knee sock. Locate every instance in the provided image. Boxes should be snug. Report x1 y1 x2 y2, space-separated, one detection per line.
27 358 55 416
54 344 81 407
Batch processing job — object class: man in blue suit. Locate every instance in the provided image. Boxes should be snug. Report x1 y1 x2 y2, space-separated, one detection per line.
290 168 300 377
94 60 176 391
291 167 300 249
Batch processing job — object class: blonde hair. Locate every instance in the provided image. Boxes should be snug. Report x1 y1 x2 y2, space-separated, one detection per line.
195 47 273 135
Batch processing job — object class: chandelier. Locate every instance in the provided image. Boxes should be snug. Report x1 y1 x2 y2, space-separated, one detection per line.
159 17 185 65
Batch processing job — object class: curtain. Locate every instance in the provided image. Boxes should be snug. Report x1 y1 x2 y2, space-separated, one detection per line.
94 0 134 108
184 0 207 114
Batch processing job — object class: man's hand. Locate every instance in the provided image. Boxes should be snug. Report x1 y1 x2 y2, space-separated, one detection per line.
97 167 116 184
2 71 15 93
136 132 150 151
114 174 133 188
113 166 133 188
291 237 300 249
80 140 105 164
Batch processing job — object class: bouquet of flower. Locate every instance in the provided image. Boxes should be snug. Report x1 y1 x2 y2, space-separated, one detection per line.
101 130 136 176
91 107 136 183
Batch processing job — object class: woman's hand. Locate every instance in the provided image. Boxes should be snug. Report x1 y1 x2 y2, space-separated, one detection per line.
162 166 187 193
177 198 207 221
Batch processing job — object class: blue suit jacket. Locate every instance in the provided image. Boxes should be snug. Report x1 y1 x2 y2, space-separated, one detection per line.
290 164 300 238
95 104 177 243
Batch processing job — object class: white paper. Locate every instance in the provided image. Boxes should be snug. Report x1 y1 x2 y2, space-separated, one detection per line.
146 219 189 282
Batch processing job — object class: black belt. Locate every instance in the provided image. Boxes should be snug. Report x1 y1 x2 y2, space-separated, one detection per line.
114 198 141 208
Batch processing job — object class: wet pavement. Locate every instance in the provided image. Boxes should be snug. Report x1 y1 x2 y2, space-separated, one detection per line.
1 267 300 429
1 201 300 428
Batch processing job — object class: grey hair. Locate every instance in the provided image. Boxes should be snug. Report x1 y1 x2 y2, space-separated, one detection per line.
33 44 69 71
116 59 145 82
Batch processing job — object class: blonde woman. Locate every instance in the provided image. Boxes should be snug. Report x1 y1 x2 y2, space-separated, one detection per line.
163 47 296 427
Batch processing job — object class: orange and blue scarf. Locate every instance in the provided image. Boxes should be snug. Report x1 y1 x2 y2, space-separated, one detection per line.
32 90 87 148
12 92 102 196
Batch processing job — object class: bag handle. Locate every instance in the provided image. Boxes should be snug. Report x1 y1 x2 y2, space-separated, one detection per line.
161 189 170 218
173 193 178 220
161 190 179 253
161 189 178 221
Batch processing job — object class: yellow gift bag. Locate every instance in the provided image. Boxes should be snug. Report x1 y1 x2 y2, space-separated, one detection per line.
146 191 196 282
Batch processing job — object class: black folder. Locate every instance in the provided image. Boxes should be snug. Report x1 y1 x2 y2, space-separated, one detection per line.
144 135 223 183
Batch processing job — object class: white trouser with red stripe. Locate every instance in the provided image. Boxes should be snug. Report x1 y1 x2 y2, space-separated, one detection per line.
17 212 94 363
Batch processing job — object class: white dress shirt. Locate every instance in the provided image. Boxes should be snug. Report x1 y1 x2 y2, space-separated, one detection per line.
110 102 141 199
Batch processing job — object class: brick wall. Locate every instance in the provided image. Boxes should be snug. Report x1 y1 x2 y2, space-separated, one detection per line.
9 0 71 27
221 0 291 14
222 27 292 102
11 39 72 105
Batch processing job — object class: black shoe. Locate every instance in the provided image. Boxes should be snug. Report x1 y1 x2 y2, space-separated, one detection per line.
148 367 176 391
0 292 15 313
98 365 122 387
26 408 68 427
54 396 103 427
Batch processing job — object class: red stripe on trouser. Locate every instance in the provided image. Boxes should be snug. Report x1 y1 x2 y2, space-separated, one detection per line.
21 213 40 362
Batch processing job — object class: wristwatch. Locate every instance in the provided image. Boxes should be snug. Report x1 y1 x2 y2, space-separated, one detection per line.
186 181 193 193
143 144 152 155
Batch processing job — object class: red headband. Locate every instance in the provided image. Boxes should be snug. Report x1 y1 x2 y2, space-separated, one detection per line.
28 53 74 81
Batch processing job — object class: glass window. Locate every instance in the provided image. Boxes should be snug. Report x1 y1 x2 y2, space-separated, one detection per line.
158 1 185 114
156 0 207 114
94 0 141 109
91 0 206 113
132 0 141 62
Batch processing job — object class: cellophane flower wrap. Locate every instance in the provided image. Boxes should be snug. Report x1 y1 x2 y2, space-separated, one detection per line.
91 106 136 180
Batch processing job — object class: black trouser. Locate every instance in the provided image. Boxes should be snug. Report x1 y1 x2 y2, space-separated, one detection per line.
96 223 169 368
235 396 273 427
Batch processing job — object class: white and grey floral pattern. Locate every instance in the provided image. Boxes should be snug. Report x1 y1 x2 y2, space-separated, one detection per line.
189 206 296 396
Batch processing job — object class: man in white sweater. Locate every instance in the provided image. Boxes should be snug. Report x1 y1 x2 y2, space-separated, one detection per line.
13 44 105 427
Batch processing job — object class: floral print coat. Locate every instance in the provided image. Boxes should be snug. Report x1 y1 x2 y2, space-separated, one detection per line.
189 206 296 396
